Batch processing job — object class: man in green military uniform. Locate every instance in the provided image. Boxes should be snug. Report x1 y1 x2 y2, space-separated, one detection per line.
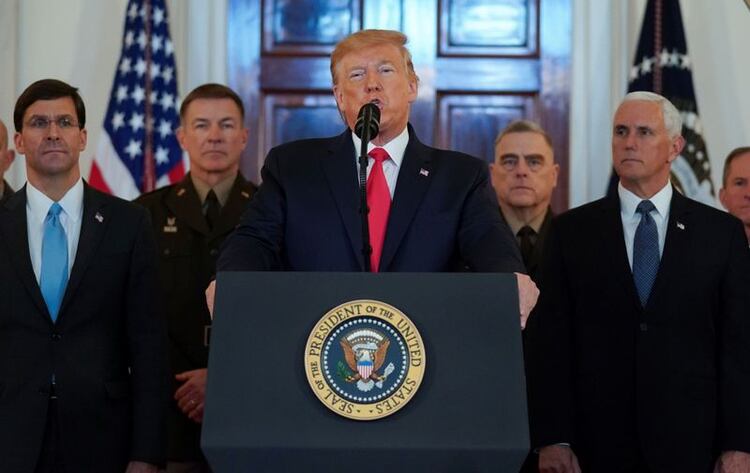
136 84 256 473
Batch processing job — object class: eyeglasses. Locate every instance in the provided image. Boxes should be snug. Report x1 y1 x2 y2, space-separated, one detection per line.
26 116 80 130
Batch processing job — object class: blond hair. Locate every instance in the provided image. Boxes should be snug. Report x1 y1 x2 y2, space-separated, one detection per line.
330 29 419 85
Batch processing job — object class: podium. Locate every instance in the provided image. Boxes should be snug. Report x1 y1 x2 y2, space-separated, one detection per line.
202 272 529 472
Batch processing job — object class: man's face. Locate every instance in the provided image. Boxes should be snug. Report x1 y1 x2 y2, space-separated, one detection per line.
177 98 247 177
14 97 86 181
491 132 558 212
612 100 683 193
720 152 750 226
333 43 418 144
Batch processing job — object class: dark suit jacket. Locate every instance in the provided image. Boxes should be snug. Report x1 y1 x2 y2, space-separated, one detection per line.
135 172 256 461
0 184 168 473
218 126 523 273
0 179 13 206
527 190 750 473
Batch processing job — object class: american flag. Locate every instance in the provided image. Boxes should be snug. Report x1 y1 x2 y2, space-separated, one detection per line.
608 0 715 205
89 0 184 199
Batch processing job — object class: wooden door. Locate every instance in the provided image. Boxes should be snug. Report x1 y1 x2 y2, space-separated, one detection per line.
228 0 570 210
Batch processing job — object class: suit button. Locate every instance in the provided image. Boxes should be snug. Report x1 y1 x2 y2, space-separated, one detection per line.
209 248 218 257
164 249 171 256
639 323 648 332
51 333 62 341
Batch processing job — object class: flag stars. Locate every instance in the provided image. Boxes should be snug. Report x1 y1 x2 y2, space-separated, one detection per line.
162 66 174 84
116 85 129 103
640 56 653 74
135 58 147 77
137 31 147 50
125 139 142 159
111 112 125 131
155 146 170 165
164 39 174 57
119 57 132 75
158 120 172 139
129 113 145 133
153 7 165 26
124 30 135 48
160 93 174 111
150 63 161 80
132 85 145 104
669 50 680 66
127 3 139 20
152 34 163 54
659 49 671 66
680 54 691 70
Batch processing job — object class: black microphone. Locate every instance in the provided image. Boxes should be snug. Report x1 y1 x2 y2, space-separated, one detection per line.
354 102 380 141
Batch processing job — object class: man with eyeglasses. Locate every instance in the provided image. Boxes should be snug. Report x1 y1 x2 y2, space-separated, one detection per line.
0 119 16 205
0 79 167 473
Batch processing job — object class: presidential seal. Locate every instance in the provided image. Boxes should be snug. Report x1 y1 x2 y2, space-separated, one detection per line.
304 300 426 421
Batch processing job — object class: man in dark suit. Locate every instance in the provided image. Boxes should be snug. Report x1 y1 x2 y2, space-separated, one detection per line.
214 29 538 323
0 79 167 473
491 119 559 282
491 120 559 472
136 83 256 473
528 91 750 473
0 118 15 205
719 146 750 245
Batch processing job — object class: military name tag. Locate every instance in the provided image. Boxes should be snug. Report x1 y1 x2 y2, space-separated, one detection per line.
304 299 425 421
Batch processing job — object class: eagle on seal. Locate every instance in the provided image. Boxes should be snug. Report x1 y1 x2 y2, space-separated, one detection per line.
340 330 390 383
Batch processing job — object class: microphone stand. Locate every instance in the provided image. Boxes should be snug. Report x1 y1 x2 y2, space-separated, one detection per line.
358 128 372 273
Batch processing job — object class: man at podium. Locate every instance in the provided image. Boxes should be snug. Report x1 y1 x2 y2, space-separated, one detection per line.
214 29 538 324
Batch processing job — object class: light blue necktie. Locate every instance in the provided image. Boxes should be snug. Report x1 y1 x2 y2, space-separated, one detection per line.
41 203 68 322
633 200 659 307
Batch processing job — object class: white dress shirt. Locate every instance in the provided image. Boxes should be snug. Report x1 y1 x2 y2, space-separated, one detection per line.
26 178 84 283
618 181 672 270
351 126 409 199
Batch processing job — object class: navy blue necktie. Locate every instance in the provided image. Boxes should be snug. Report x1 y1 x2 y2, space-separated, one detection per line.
41 203 69 322
633 200 659 307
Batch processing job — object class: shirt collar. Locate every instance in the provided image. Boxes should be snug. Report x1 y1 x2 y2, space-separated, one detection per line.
27 178 84 224
618 181 672 219
190 172 237 207
503 208 549 237
351 125 409 167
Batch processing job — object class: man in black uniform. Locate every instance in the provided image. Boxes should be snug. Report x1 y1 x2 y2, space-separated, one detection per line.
136 83 256 473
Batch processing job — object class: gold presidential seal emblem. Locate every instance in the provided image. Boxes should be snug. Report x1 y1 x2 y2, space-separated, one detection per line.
304 299 426 421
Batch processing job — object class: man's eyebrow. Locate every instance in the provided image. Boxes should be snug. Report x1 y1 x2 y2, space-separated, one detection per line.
499 153 520 159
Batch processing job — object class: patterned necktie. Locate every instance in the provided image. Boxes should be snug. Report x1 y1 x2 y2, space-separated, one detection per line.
41 203 69 322
633 200 659 307
204 189 220 230
517 225 536 270
367 148 392 272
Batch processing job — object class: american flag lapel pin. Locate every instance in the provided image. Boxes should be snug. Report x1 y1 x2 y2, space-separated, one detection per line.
676 221 685 230
419 168 429 177
95 212 104 223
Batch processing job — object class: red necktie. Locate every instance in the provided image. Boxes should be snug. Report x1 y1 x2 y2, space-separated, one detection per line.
367 148 391 272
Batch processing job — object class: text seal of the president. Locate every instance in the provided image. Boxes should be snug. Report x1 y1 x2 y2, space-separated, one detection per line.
304 299 426 420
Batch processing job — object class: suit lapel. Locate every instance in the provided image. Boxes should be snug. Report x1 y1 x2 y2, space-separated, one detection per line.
0 187 49 318
59 184 109 318
320 130 364 269
379 129 433 271
165 174 210 236
646 190 691 311
599 194 643 312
